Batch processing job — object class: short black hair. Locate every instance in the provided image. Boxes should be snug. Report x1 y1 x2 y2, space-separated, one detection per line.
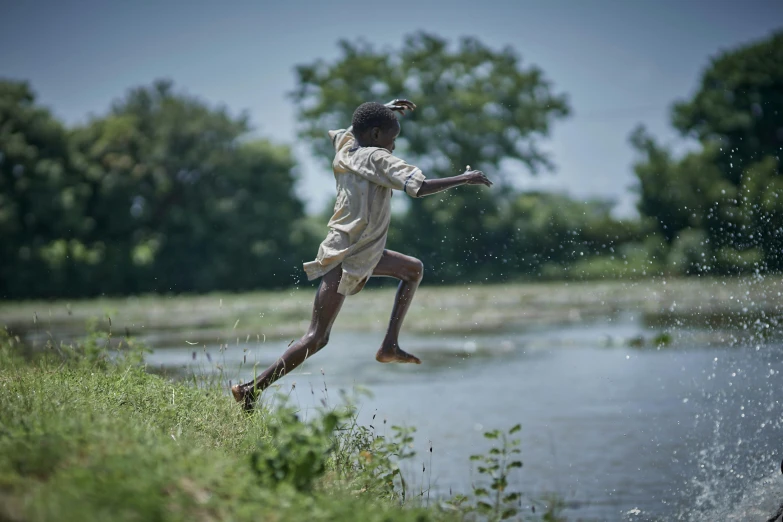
351 102 398 135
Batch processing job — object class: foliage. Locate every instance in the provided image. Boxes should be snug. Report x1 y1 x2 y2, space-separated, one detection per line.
333 418 418 503
632 30 783 274
0 329 446 521
0 79 315 298
250 405 343 492
0 81 79 297
445 424 566 522
496 191 642 282
467 424 524 521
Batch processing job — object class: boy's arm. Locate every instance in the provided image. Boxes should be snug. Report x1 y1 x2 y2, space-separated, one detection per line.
417 169 492 197
329 126 354 151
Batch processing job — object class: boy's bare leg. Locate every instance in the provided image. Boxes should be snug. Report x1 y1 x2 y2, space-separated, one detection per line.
231 266 345 410
371 249 423 364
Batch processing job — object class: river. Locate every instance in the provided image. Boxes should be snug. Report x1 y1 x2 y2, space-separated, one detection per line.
147 311 783 521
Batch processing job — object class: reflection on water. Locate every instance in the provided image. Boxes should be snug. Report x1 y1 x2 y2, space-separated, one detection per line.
146 313 783 521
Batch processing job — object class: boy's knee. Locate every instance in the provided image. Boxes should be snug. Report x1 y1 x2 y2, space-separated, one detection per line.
304 331 330 351
407 259 424 283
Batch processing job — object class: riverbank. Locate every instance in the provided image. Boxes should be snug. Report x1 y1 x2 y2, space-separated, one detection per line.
0 331 440 521
2 277 781 520
2 276 781 350
0 331 567 522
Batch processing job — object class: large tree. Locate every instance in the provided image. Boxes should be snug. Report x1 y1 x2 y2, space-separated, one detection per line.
632 31 783 273
291 32 570 282
69 80 311 294
1 80 313 298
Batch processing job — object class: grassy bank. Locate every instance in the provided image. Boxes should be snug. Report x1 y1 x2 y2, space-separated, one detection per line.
0 332 439 521
3 277 782 350
0 330 565 522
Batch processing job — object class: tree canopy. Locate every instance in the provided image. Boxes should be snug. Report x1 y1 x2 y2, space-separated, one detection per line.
632 30 783 273
0 80 312 298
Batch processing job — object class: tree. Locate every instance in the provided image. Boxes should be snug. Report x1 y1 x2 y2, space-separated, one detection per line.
630 127 721 243
0 80 82 298
291 32 570 282
69 80 311 295
498 191 640 278
672 31 783 184
1 79 313 298
632 31 783 273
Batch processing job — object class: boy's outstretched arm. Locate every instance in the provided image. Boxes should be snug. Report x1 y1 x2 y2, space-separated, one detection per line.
417 169 492 197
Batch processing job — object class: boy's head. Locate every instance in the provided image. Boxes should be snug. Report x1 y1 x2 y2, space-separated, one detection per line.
352 102 400 152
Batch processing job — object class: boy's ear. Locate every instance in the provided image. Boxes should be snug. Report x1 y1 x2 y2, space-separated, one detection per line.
371 127 381 142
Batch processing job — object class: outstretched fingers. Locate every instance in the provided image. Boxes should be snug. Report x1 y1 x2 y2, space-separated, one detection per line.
386 98 417 115
465 169 493 187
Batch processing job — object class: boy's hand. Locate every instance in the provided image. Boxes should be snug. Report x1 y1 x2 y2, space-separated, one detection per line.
463 168 493 187
385 99 416 116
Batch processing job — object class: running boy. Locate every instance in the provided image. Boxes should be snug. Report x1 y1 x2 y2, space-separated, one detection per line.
232 99 492 410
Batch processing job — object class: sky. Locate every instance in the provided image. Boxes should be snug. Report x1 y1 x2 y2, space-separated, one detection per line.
1 0 781 216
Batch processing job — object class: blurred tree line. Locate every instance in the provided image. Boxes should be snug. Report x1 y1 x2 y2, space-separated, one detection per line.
630 31 783 276
1 80 312 298
1 30 780 298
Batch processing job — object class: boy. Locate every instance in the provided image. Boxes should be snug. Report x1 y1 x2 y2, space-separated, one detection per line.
232 99 492 410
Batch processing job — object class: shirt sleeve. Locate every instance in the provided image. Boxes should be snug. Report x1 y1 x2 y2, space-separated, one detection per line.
328 128 355 152
362 150 427 198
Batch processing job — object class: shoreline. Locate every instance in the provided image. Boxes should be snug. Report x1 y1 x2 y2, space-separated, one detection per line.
2 276 781 347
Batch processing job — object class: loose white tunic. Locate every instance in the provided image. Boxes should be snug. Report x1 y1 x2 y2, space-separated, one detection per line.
303 128 426 295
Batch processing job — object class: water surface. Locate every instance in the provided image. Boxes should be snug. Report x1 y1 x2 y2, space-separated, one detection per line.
148 313 783 520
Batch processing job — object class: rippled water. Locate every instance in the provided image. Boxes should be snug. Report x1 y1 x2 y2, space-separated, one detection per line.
147 313 783 521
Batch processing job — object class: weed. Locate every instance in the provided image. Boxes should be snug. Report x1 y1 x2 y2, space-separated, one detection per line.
250 404 344 492
465 424 524 521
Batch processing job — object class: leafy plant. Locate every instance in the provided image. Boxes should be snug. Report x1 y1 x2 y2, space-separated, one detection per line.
250 405 346 492
467 424 524 521
332 411 418 503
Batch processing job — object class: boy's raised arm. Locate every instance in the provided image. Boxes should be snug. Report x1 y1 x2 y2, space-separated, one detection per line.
417 169 492 197
329 126 354 151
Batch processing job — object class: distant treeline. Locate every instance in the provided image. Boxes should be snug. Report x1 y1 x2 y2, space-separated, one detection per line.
1 30 780 299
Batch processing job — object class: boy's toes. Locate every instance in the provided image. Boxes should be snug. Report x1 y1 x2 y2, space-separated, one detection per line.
404 352 422 364
232 384 258 412
376 347 422 364
231 384 244 403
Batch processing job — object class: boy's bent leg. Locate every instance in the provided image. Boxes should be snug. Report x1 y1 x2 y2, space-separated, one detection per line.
371 249 423 364
232 267 345 410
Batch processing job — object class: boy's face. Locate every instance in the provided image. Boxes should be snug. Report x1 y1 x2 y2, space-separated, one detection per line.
369 120 401 153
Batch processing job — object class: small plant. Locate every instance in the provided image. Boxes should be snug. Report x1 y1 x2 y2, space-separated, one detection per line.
333 411 418 503
250 404 347 492
466 424 524 521
652 331 672 348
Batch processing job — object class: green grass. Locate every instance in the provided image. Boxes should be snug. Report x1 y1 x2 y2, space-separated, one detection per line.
0 330 570 521
0 331 461 522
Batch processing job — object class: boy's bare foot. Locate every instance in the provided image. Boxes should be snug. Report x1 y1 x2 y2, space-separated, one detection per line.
375 345 422 364
231 384 257 412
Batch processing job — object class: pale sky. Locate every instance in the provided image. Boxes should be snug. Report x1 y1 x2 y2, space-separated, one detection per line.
2 0 781 216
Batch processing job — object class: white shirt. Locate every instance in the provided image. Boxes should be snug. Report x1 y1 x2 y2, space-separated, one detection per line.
303 128 426 295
